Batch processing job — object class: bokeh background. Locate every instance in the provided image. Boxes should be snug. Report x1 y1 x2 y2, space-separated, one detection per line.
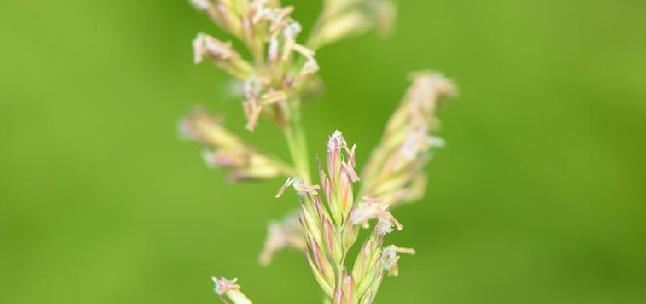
2 0 645 303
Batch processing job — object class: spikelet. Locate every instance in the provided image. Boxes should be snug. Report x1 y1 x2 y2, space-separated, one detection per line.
360 72 457 207
179 107 294 181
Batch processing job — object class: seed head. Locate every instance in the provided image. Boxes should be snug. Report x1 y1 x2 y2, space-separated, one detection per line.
360 72 456 207
283 22 302 40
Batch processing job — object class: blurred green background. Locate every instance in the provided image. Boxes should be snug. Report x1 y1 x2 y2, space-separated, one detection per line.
1 0 645 303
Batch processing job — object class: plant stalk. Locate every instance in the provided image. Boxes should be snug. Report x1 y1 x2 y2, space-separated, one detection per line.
283 99 311 184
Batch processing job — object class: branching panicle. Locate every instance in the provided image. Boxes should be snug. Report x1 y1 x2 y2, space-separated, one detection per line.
182 1 457 303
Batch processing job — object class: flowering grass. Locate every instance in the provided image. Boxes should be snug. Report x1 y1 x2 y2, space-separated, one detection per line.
180 1 457 303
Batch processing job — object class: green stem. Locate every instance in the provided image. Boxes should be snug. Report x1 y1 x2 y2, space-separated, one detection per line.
283 99 311 184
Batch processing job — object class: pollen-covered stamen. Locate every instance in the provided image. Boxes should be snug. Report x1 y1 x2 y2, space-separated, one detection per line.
283 22 302 41
276 177 321 197
349 207 375 229
326 130 346 178
399 126 429 161
327 130 349 154
350 197 385 222
375 213 402 235
300 57 320 77
252 1 293 27
193 33 238 64
381 245 415 277
350 198 402 234
293 178 321 196
212 276 240 295
250 0 272 23
291 44 319 78
244 76 262 98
